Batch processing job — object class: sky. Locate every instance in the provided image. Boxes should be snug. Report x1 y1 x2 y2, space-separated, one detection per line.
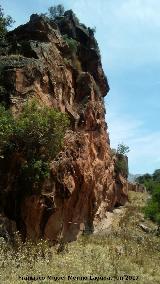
1 0 160 174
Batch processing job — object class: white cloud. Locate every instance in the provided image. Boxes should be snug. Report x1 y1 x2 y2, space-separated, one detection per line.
107 110 160 174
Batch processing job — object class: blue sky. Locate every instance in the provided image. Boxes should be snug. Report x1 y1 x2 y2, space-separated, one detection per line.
1 0 160 174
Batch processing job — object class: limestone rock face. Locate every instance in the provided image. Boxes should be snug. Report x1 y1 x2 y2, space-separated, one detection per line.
0 12 128 242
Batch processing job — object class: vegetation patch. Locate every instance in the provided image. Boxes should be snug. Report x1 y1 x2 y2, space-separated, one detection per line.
0 5 14 43
0 99 69 188
63 34 78 55
136 170 160 228
115 158 128 177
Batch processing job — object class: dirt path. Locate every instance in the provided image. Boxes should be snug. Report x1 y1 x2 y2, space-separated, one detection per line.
93 206 127 235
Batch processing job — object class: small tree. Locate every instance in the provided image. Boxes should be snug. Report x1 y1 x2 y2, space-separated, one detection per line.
48 4 65 20
0 5 15 41
117 143 130 155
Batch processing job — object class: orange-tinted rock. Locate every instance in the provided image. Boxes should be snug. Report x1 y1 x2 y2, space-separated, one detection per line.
0 12 129 242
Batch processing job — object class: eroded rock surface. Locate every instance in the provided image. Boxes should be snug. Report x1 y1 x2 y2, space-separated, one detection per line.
0 11 129 242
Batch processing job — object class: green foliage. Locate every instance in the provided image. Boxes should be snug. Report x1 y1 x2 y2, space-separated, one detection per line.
15 100 69 160
115 159 128 177
114 144 129 177
144 184 160 225
0 5 15 41
0 100 69 185
117 143 130 155
136 170 160 193
48 4 65 20
153 169 160 182
63 34 78 54
136 173 152 185
139 170 160 226
20 159 50 184
0 104 14 156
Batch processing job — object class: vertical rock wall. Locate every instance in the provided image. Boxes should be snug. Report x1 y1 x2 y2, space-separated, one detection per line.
0 12 128 242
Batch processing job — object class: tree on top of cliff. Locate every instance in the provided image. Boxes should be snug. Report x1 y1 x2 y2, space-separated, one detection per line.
0 5 15 42
117 143 130 155
48 4 65 19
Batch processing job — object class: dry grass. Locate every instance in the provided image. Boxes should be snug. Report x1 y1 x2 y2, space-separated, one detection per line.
0 191 160 284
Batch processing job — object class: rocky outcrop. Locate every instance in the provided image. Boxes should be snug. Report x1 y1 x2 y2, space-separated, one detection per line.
0 11 128 242
128 182 146 193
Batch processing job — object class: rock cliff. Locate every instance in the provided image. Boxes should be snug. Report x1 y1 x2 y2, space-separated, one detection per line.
0 11 129 242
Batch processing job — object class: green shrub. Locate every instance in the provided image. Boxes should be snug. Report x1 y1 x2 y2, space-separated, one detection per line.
136 170 160 226
0 100 69 185
20 159 50 184
144 183 160 225
15 100 69 160
144 200 160 225
63 35 78 54
115 159 128 177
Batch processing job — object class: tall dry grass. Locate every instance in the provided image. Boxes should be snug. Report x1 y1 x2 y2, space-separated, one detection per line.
0 191 160 284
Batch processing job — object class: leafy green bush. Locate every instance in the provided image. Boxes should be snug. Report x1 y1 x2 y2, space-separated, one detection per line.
63 35 78 54
20 159 50 184
138 170 160 226
15 100 69 160
0 100 69 185
144 184 160 226
115 158 128 177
